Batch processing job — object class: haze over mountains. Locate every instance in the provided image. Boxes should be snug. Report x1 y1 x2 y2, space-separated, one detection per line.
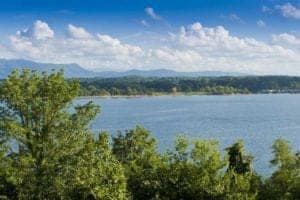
0 59 246 79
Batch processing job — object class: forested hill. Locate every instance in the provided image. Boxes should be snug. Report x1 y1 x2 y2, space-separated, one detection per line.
79 76 300 96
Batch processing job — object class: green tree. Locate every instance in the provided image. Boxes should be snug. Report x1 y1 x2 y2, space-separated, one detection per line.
222 171 259 200
224 141 260 200
258 139 300 200
0 130 17 199
0 69 127 199
112 126 163 199
226 140 252 174
159 136 226 200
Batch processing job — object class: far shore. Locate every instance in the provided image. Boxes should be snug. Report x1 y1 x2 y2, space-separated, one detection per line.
77 92 299 99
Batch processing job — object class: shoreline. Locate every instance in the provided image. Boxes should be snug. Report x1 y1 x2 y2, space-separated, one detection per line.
77 92 299 99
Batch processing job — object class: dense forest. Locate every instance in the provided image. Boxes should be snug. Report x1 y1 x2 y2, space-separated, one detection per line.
0 70 299 199
79 76 300 96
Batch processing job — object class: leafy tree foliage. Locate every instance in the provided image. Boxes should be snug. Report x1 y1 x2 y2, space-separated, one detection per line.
0 70 127 199
158 136 226 199
112 126 163 199
226 140 253 174
224 141 260 199
0 70 299 200
112 131 262 200
258 139 300 200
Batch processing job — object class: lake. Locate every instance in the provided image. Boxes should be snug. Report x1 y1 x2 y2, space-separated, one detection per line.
76 94 300 175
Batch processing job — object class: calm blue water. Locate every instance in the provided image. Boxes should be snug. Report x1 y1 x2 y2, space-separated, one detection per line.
76 94 300 175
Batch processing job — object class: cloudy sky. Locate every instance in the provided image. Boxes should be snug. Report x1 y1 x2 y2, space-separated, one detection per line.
1 0 300 74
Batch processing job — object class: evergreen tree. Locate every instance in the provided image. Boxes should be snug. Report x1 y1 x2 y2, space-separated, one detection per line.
226 140 252 174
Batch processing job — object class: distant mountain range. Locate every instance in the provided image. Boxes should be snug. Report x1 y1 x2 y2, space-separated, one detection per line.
92 69 247 78
0 59 95 78
0 59 247 79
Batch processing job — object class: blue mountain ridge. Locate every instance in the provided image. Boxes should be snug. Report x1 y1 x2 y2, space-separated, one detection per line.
0 59 247 79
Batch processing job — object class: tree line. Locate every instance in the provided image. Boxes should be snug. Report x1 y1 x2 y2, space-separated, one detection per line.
0 70 299 199
79 76 300 96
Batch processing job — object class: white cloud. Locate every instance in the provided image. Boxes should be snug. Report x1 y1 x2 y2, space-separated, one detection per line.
0 43 14 59
276 3 300 20
272 33 300 49
67 24 92 39
17 20 54 40
145 7 161 20
257 20 266 27
173 22 287 56
8 20 55 59
155 22 298 74
3 20 300 75
147 47 203 71
8 21 144 70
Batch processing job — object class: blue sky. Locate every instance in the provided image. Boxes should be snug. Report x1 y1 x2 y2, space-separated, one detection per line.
0 0 300 74
0 0 299 37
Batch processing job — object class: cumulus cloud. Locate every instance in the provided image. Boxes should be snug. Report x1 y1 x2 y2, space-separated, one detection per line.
147 47 203 71
8 20 55 59
272 33 300 49
156 22 298 74
145 7 161 20
276 3 300 20
3 20 300 75
8 20 144 70
17 20 54 40
67 24 92 39
173 22 291 57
